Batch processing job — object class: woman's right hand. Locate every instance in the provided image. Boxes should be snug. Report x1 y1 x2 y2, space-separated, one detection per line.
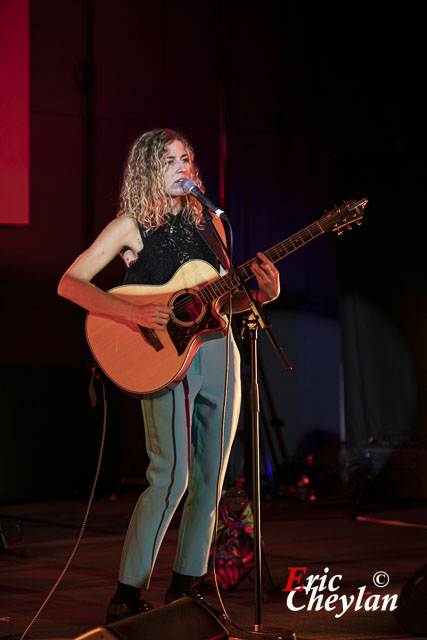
131 303 173 330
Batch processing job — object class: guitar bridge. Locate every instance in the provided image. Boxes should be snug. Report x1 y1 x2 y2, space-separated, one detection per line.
138 326 164 352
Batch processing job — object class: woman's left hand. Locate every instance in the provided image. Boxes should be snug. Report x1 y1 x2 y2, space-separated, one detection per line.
251 252 280 303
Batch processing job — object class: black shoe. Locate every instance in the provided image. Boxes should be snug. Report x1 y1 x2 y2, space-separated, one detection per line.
164 588 226 621
106 598 154 624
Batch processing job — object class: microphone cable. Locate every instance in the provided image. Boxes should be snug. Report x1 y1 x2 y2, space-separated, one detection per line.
210 212 234 626
19 371 108 640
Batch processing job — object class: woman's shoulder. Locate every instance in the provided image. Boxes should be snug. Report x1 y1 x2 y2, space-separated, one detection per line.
113 215 144 256
111 213 139 232
92 214 142 255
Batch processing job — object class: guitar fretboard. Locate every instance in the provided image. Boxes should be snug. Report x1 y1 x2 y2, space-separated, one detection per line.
198 220 324 304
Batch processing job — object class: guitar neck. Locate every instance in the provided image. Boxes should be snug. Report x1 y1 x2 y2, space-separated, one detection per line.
201 219 325 303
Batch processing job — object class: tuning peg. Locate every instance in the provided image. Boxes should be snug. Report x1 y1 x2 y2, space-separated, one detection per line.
356 220 362 226
346 225 352 231
337 230 344 236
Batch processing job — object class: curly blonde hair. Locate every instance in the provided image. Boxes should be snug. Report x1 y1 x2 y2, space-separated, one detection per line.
119 128 204 231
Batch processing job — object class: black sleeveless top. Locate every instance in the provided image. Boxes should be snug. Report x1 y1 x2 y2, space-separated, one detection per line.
124 212 218 285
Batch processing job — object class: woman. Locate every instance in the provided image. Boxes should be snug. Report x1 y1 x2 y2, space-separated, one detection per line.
58 128 280 621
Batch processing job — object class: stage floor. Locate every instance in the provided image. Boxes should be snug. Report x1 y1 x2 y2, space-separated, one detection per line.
1 493 426 640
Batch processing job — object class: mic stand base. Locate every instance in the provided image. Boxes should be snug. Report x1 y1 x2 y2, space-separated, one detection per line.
229 628 296 640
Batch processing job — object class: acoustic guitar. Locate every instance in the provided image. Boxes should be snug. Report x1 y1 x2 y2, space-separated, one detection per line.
86 198 367 396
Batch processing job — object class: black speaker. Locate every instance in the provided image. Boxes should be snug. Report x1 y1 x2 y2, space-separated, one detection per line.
75 597 228 640
394 564 427 635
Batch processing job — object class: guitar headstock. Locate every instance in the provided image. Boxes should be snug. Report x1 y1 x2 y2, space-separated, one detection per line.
319 198 368 235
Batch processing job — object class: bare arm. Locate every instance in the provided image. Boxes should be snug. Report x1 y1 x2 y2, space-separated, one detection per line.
58 216 172 330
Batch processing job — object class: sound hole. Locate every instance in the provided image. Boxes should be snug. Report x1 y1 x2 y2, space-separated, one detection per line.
172 291 204 325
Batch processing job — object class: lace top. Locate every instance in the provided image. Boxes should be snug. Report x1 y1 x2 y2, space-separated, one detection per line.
124 212 218 285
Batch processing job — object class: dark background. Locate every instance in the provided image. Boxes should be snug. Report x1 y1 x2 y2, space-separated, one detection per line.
1 1 426 502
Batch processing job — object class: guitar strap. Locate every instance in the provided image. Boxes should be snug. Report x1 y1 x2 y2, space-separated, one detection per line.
196 213 231 272
182 376 191 470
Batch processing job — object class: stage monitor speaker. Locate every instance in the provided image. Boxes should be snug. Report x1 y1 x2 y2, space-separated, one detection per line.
394 563 427 635
75 597 229 640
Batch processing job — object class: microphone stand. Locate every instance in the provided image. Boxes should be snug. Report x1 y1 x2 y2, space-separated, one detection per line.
201 209 296 640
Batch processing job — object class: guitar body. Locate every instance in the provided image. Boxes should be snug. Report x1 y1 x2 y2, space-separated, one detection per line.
86 260 227 397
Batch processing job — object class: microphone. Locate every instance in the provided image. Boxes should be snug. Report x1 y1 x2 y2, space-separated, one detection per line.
181 179 225 218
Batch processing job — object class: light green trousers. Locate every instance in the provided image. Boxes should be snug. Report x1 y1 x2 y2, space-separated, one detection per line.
119 335 241 589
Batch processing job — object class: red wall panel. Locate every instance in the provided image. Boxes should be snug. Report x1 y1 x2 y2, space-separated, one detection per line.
0 0 29 225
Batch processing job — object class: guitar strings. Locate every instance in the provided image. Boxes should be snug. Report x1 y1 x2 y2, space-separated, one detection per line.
164 219 329 317
169 205 356 316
